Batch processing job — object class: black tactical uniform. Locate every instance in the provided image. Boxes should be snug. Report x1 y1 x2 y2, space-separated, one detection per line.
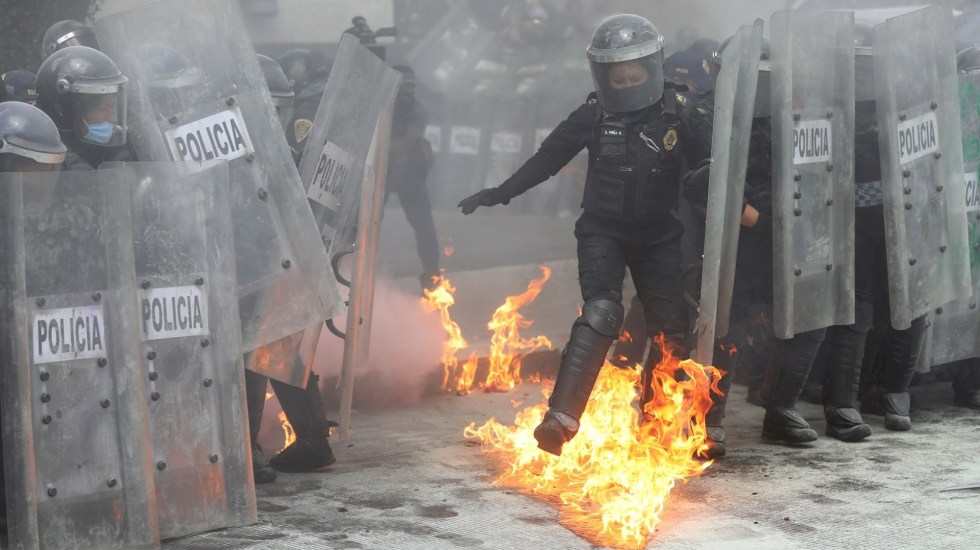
460 14 711 456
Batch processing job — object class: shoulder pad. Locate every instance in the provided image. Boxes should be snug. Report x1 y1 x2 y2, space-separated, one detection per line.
587 92 598 105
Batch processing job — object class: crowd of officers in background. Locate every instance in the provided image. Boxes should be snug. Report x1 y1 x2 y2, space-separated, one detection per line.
2 12 980 530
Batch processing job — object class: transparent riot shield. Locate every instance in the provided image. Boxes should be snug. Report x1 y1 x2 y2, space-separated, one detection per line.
126 162 255 538
0 169 157 550
770 11 856 339
925 72 980 366
873 5 972 330
94 0 344 386
694 20 764 365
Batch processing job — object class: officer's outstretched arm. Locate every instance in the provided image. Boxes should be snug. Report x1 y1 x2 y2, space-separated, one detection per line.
457 98 594 215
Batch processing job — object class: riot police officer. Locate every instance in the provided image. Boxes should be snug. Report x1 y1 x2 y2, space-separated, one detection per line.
278 48 332 156
1 70 37 105
459 14 711 456
35 46 128 169
40 20 101 63
0 100 68 532
258 54 299 164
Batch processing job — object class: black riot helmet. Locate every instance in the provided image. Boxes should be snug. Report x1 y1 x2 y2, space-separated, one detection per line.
41 20 101 63
958 45 980 75
713 34 771 118
258 54 295 131
139 43 204 117
279 48 332 93
36 46 128 148
2 70 38 105
0 101 68 172
586 14 666 114
855 21 876 102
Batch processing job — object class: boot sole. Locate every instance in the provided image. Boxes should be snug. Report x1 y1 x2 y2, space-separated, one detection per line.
826 423 872 442
761 430 818 444
883 416 911 431
533 424 565 457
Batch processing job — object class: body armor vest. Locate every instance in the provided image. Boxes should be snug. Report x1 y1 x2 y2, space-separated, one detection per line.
583 94 684 222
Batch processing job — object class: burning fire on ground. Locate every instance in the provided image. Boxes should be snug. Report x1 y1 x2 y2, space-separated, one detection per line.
266 392 298 452
464 340 722 548
422 274 476 393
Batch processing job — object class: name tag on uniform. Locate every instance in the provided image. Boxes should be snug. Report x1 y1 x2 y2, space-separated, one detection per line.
897 110 939 165
140 285 209 341
307 140 356 210
32 305 106 364
793 119 832 165
165 106 255 163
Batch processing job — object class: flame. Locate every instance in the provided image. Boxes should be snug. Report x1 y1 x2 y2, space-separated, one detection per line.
619 330 633 344
421 273 471 392
465 341 722 548
754 310 772 328
278 410 296 452
482 266 554 392
444 245 455 257
720 342 738 357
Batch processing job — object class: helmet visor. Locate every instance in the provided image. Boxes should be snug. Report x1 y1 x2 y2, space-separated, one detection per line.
590 52 664 114
73 86 128 147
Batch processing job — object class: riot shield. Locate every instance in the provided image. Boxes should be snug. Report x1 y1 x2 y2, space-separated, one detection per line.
694 20 764 365
0 169 157 550
295 37 399 441
924 71 980 366
127 162 255 538
770 11 856 339
94 0 345 386
873 5 972 329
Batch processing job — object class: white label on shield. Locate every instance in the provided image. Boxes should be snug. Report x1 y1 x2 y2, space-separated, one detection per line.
897 110 939 165
307 140 356 210
32 305 106 365
139 285 209 341
491 132 522 154
165 106 255 163
425 125 442 153
965 171 980 213
450 127 480 155
793 119 832 165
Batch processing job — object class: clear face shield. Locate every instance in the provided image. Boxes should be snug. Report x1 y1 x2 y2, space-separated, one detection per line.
589 51 665 114
71 81 128 147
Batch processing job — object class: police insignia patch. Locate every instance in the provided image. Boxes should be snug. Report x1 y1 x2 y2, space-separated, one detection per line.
664 128 679 151
294 118 313 144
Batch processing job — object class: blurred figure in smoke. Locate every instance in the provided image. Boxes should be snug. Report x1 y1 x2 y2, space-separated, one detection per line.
459 14 712 456
279 48 333 159
665 51 713 107
386 65 441 292
40 19 101 63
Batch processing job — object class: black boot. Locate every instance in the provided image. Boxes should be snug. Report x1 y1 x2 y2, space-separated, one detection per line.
245 370 277 484
270 370 336 472
822 326 872 442
878 317 927 431
952 360 980 410
534 299 622 456
760 329 825 444
700 340 737 459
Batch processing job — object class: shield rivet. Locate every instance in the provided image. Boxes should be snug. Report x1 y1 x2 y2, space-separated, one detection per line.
794 267 802 276
101 399 110 409
97 358 107 368
826 111 834 119
970 303 977 310
282 259 292 269
226 97 236 106
201 338 211 348
246 152 256 162
793 114 801 121
936 307 944 315
40 371 50 382
931 101 938 110
258 187 268 200
940 245 947 253
169 115 178 125
42 415 52 425
149 371 159 381
903 170 911 178
934 152 942 160
147 351 157 360
92 292 102 302
909 258 917 266
904 187 912 195
794 209 802 217
203 378 213 387
47 487 57 498
108 479 118 488
209 454 219 463
151 392 161 401
141 280 151 289
936 185 944 192
899 113 907 121
40 393 51 403
825 264 833 271
905 203 913 210
36 297 46 307
794 173 802 182
794 191 802 199
826 199 834 206
157 461 167 471
826 163 834 172
194 276 204 286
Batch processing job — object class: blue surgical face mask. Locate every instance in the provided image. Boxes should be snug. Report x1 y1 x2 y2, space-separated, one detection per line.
84 121 114 145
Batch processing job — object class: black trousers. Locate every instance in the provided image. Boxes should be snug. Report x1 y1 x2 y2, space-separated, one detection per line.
574 212 688 342
385 152 440 281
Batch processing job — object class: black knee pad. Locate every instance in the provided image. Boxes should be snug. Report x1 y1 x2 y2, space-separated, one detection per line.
580 298 624 338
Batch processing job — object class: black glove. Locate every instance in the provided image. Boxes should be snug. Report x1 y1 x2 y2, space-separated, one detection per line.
457 187 510 215
681 158 711 210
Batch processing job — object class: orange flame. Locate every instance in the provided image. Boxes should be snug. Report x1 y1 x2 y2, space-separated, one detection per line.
619 330 633 344
422 274 471 392
483 266 554 392
278 411 296 452
465 342 722 548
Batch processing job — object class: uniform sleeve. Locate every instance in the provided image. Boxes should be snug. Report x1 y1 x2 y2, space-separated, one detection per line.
679 99 713 167
743 121 773 217
496 99 594 200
